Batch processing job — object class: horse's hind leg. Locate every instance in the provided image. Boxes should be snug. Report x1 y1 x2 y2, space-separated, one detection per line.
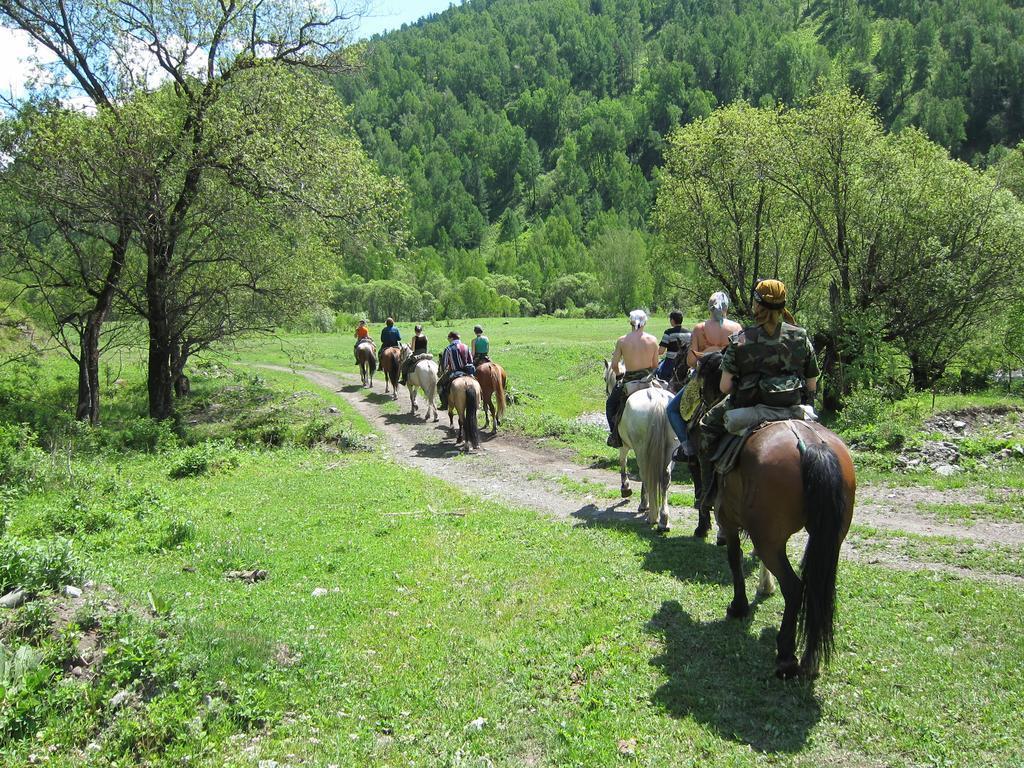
723 527 749 619
619 446 632 498
760 546 801 679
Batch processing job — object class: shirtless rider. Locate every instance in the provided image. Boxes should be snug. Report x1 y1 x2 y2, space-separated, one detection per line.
605 309 660 448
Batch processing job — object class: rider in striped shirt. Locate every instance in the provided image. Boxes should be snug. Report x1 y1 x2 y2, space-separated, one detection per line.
656 311 690 382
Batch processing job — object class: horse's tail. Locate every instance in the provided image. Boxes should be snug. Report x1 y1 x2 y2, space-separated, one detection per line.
633 393 672 521
495 368 506 423
798 441 847 672
464 385 480 448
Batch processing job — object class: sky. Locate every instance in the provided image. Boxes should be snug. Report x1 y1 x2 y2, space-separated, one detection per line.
0 0 465 104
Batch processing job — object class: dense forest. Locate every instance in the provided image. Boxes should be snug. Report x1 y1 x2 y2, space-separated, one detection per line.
329 0 1024 323
2 0 1024 420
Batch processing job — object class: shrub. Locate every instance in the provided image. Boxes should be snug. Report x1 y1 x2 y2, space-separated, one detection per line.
833 389 921 453
295 417 370 450
232 411 289 447
167 442 238 479
0 423 47 493
41 493 117 536
154 518 196 550
0 640 51 741
10 600 54 643
114 419 179 453
0 538 81 594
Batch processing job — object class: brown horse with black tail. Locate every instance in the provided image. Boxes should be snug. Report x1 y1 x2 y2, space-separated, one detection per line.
697 351 856 679
380 346 401 399
356 342 377 388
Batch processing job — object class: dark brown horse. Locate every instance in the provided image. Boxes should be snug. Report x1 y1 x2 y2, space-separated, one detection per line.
474 361 507 433
697 352 856 678
356 342 377 388
380 346 401 399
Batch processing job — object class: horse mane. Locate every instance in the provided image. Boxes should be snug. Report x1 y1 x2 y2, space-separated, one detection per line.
697 351 723 402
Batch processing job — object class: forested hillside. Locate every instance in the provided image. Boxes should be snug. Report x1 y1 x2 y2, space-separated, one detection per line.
331 0 1024 321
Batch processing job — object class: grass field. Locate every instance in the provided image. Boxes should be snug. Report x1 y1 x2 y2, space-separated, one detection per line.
232 317 1024 477
2 322 1024 766
231 316 643 465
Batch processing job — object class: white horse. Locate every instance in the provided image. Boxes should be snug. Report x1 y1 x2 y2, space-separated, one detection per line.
400 344 439 422
604 358 677 532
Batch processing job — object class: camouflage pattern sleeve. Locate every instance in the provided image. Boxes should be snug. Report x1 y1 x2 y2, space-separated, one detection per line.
804 335 821 379
721 335 740 375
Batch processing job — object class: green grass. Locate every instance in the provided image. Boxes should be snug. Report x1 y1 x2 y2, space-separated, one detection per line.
558 476 696 509
3 363 1024 766
915 497 1024 525
7 448 1024 766
848 524 1024 580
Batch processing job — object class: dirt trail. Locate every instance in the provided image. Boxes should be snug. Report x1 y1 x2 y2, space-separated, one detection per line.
260 364 1024 583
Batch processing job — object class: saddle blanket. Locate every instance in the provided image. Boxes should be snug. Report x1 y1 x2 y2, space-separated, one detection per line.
624 371 668 397
713 407 818 476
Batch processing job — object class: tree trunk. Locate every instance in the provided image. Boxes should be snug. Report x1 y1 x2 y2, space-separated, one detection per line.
75 320 101 425
147 319 174 420
146 250 175 420
171 342 191 397
74 235 127 425
909 353 943 391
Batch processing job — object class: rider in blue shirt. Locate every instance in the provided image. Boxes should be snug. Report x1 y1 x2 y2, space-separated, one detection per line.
380 318 401 350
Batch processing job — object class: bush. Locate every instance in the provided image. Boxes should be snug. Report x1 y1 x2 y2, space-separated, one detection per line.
0 423 47 493
141 517 197 552
167 442 238 479
295 417 370 450
0 640 51 741
0 538 81 594
113 419 179 453
10 601 54 643
41 492 117 536
832 388 921 452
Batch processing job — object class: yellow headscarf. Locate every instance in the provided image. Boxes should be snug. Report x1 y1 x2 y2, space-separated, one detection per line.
753 279 796 325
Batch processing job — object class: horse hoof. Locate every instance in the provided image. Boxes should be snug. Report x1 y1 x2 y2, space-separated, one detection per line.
776 658 800 680
725 602 749 620
693 524 710 539
620 487 632 499
656 524 670 534
715 534 726 547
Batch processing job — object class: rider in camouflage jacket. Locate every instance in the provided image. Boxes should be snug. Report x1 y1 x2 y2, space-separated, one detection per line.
697 279 820 517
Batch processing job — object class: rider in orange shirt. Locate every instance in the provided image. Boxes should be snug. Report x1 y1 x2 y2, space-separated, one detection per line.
354 319 370 363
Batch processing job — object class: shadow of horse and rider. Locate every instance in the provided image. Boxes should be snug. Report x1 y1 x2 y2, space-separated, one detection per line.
571 500 823 754
583 341 855 749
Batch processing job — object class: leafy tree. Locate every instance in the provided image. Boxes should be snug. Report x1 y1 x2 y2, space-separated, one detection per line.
593 228 652 314
0 103 143 423
1 0 403 420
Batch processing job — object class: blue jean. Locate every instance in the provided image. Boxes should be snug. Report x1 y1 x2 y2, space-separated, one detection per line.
656 357 676 382
667 387 689 446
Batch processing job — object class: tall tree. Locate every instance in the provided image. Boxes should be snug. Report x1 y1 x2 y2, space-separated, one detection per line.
0 103 146 423
1 0 402 420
